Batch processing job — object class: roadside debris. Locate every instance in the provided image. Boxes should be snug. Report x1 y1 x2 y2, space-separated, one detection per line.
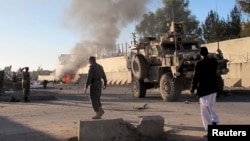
133 103 149 110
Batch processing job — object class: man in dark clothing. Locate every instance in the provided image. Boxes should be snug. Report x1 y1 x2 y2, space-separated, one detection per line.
43 80 49 89
190 47 219 137
21 67 31 102
0 70 4 94
84 56 107 119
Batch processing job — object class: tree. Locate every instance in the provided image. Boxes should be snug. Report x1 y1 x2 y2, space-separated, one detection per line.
202 10 221 43
136 12 157 38
136 0 200 41
227 5 242 39
202 5 242 43
236 0 250 14
240 21 250 37
236 0 250 37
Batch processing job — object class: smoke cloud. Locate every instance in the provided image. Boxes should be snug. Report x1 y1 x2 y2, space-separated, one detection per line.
56 0 151 81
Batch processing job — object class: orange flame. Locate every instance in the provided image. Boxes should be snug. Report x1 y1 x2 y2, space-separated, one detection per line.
63 73 71 83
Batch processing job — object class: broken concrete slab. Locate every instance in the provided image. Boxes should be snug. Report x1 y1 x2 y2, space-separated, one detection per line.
79 118 138 141
79 116 165 141
136 115 165 138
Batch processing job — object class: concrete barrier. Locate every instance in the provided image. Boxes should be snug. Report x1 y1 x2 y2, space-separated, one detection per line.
78 118 137 141
204 37 250 64
105 71 131 85
38 75 55 82
136 116 165 138
78 116 165 141
223 63 242 87
242 63 250 87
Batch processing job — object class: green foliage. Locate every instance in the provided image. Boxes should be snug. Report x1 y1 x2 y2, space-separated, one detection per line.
135 0 200 40
202 5 242 43
135 0 246 44
228 5 242 39
237 0 250 14
202 10 220 43
241 21 250 36
136 12 157 37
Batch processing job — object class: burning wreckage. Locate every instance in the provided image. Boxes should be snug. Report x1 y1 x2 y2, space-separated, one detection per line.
58 72 78 84
53 54 85 84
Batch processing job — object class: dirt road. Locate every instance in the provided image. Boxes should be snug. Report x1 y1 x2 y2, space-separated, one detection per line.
1 84 250 141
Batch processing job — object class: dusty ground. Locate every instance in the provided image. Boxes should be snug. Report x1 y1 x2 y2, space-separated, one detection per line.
1 83 250 141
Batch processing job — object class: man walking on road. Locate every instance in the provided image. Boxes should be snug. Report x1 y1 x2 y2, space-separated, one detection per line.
84 56 107 119
190 47 220 137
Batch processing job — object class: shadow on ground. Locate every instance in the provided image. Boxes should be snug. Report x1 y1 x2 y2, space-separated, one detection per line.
0 116 59 141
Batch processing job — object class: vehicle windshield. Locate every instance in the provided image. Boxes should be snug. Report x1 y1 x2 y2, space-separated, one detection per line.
130 50 145 55
162 43 199 51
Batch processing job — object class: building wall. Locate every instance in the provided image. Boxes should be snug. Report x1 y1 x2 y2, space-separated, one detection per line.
204 37 250 63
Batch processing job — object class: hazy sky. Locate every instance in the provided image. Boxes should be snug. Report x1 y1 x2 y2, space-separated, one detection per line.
0 0 240 71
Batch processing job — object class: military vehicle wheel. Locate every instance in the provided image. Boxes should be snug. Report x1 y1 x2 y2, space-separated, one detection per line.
132 78 146 98
217 75 224 96
159 73 182 102
131 54 148 80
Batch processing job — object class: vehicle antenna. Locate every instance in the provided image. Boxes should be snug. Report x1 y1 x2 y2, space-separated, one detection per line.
171 7 177 51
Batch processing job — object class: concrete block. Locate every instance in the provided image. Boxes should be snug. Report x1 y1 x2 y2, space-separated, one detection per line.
136 116 165 138
79 118 138 141
241 63 250 87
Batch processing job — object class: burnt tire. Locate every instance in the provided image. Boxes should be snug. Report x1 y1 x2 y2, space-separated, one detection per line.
131 54 148 80
159 73 182 102
217 75 224 96
132 78 146 98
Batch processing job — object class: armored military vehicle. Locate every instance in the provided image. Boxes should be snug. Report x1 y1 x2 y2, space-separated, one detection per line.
127 21 229 102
